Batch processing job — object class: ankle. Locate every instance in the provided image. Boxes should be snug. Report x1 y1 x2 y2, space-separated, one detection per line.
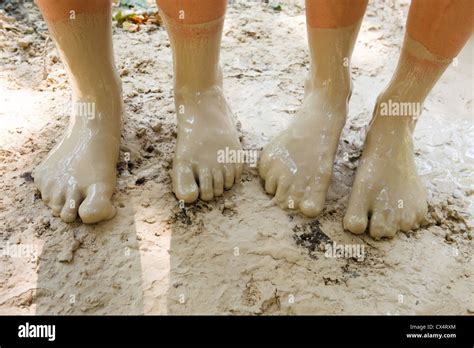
370 91 421 133
369 110 414 138
70 77 122 133
71 68 122 95
174 64 223 92
304 74 352 113
307 72 352 100
174 81 223 102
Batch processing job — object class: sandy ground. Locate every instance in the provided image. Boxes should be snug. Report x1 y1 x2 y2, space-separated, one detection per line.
0 0 473 315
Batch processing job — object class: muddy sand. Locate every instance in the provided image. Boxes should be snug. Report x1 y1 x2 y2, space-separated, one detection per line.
0 0 473 314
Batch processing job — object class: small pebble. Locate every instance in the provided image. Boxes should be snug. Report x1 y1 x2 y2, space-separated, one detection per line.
151 122 162 133
224 201 236 210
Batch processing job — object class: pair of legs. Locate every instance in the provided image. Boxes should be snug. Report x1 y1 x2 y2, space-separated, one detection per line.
261 0 472 238
34 0 241 223
34 0 472 239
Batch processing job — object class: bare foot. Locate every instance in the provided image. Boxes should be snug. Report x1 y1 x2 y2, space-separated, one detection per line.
172 86 243 203
33 84 122 224
259 87 349 217
344 117 427 239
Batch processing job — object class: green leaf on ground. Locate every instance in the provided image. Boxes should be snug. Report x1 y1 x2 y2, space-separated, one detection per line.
271 3 282 11
119 0 149 9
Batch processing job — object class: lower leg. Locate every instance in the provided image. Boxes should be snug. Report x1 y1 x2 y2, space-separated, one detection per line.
344 0 473 238
35 0 112 21
259 0 368 217
156 0 242 203
34 0 122 223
